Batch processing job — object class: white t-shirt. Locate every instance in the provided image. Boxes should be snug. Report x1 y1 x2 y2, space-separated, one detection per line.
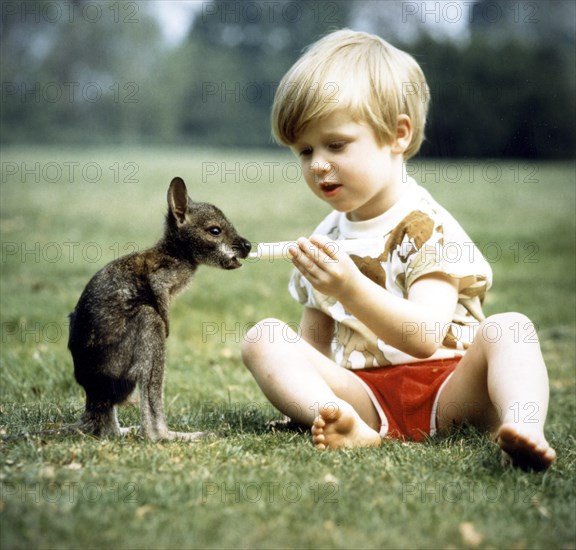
289 178 493 369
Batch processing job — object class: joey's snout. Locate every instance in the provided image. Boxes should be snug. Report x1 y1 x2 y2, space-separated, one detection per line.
236 239 252 258
223 238 252 269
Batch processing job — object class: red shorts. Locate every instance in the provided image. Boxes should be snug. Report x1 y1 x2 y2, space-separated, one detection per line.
353 358 460 442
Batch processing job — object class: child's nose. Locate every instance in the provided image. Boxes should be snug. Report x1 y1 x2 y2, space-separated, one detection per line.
310 159 333 176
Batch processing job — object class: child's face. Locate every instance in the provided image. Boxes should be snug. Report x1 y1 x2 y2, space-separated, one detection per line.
290 111 405 222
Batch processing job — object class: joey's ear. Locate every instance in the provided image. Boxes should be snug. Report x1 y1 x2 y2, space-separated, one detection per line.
168 177 189 224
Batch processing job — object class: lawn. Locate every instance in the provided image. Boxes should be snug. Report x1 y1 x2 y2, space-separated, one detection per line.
1 147 575 549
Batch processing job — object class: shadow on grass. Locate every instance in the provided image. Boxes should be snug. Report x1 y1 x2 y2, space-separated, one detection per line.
0 398 288 440
174 400 289 437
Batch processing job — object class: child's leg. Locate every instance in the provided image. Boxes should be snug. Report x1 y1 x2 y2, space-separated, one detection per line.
241 318 382 448
436 312 556 470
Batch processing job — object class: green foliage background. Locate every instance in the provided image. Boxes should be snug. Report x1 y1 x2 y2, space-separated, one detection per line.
1 0 575 157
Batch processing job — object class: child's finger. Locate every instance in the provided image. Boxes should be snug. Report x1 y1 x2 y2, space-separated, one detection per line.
308 234 342 261
296 237 332 267
290 240 323 282
287 243 299 259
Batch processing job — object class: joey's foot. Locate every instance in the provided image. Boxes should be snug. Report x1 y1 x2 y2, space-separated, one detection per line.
496 424 556 472
311 402 381 450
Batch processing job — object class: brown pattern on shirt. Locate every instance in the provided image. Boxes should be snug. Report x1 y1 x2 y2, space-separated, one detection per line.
349 210 436 288
383 210 436 262
349 255 387 286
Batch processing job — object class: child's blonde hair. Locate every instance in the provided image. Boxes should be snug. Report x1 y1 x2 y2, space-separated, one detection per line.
271 29 430 160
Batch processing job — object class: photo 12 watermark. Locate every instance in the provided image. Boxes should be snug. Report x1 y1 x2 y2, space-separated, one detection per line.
402 318 540 346
1 161 140 184
200 1 342 25
2 81 139 105
1 320 69 344
201 161 302 184
401 2 540 25
1 481 139 505
200 80 340 106
404 161 539 185
201 319 329 346
201 480 338 504
1 241 141 265
201 159 338 185
400 479 539 504
201 81 279 104
1 2 140 24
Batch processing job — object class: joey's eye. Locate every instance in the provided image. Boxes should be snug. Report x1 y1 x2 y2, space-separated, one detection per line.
207 226 222 236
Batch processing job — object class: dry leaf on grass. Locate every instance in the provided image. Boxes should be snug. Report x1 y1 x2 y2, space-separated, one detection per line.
459 522 483 548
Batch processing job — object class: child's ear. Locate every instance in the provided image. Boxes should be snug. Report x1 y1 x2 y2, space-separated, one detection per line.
391 115 412 155
168 177 189 224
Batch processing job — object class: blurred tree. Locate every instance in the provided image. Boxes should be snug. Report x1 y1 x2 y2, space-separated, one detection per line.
406 34 575 158
1 0 573 158
470 0 575 49
407 0 575 158
1 0 167 144
177 0 352 146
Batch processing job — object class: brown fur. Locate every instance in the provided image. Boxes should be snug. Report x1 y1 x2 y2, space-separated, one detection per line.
64 177 251 441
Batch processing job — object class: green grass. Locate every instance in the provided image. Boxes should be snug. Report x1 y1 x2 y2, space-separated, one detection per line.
1 147 575 549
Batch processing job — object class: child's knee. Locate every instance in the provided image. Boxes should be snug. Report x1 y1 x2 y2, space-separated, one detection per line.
241 318 283 366
478 312 539 346
483 312 536 331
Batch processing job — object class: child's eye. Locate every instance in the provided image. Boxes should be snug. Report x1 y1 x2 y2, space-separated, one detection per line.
329 141 346 151
299 147 312 157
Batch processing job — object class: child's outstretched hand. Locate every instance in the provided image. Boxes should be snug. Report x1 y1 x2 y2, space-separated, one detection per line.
289 235 361 300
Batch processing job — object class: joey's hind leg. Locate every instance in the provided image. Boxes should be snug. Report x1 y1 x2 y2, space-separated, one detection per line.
134 313 208 442
77 374 136 437
79 400 122 437
134 322 170 441
73 349 134 437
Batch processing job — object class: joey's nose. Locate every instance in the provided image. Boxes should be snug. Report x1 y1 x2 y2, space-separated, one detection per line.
237 239 252 257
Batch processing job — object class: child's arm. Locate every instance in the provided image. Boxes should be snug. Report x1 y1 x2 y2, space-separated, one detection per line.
299 306 335 358
290 236 459 359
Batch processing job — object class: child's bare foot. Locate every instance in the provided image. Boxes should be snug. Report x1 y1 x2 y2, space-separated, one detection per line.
311 401 381 450
496 424 556 471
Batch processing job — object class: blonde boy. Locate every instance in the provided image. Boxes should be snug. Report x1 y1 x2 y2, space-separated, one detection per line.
241 29 556 470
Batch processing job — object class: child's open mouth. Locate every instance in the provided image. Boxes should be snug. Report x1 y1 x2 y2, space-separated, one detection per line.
319 182 342 197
